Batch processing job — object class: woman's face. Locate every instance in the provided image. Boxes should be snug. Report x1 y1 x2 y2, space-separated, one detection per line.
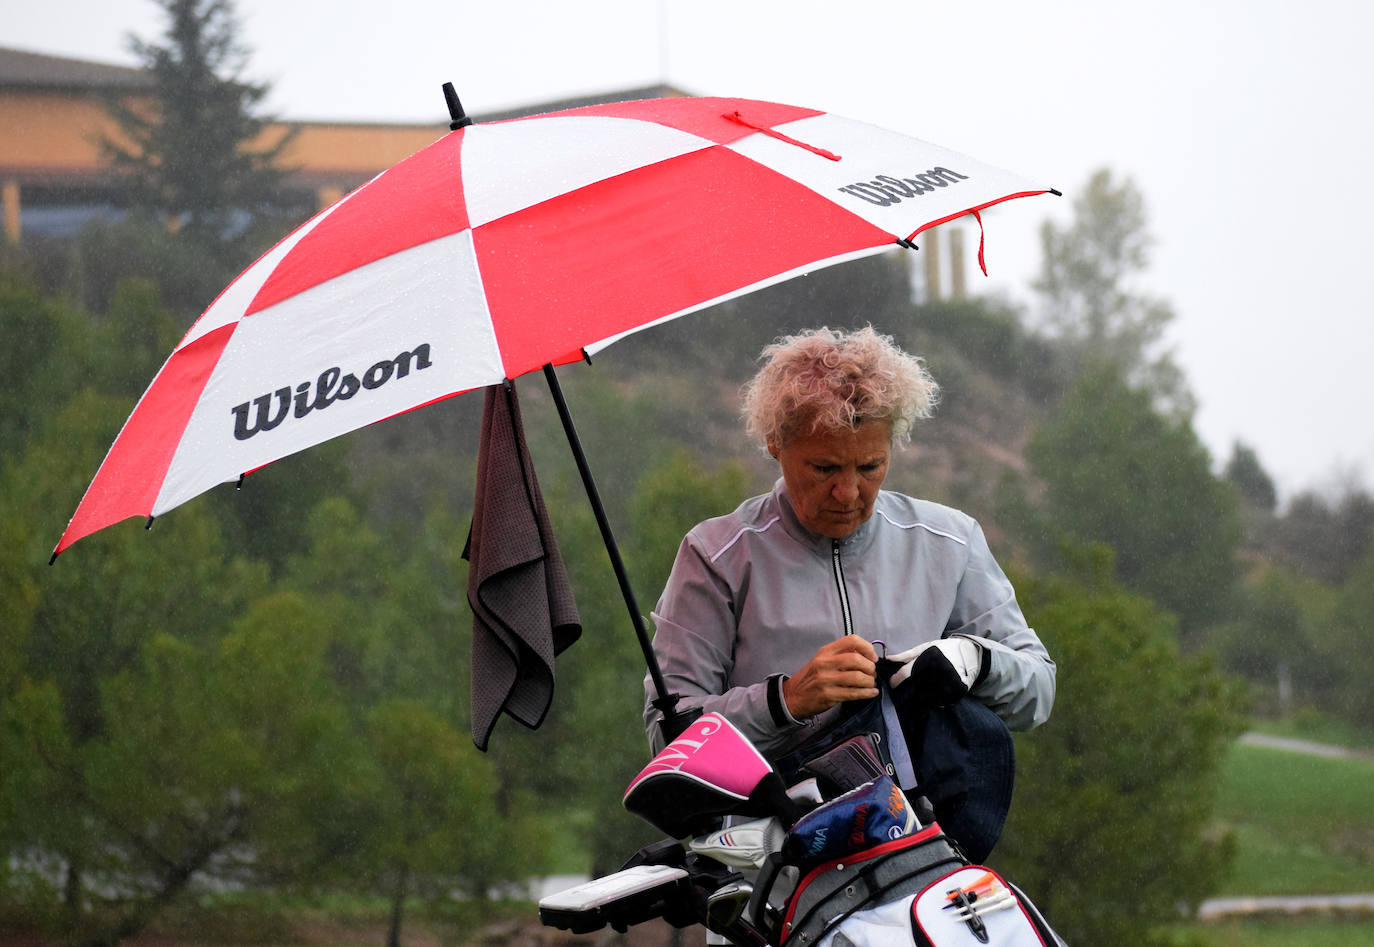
769 420 892 539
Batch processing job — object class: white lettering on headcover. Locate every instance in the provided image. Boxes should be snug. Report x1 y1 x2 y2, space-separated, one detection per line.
641 716 722 777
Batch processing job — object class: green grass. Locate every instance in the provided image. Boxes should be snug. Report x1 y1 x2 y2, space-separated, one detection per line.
1214 740 1374 896
1187 915 1374 946
1249 714 1374 751
144 891 537 946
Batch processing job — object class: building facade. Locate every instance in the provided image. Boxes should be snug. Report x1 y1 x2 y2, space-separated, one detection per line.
1 45 677 244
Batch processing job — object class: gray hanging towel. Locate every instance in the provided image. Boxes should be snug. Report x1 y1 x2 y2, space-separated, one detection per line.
464 381 581 750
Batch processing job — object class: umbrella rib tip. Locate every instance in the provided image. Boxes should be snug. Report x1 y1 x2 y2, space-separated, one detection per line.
442 82 473 130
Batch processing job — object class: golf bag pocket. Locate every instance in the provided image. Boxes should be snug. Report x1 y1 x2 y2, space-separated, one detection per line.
776 697 895 792
798 733 890 797
777 824 964 944
909 867 1047 947
782 775 918 866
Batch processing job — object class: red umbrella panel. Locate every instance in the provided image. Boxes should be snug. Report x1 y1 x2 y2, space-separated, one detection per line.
55 95 1054 556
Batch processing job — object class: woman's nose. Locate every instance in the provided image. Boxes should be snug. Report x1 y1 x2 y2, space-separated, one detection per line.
832 472 860 503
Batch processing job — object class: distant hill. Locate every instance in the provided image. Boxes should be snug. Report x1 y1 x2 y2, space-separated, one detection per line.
343 250 1062 543
518 252 1064 547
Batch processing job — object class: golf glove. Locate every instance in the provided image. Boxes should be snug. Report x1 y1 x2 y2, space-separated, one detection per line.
887 637 988 706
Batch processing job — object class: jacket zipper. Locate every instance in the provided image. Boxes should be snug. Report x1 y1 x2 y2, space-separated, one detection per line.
836 539 901 782
831 538 854 637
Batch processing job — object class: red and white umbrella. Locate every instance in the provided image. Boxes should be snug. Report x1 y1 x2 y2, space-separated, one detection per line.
54 93 1054 556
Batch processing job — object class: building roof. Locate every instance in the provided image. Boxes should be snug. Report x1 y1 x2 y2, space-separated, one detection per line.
0 42 687 117
0 47 695 240
0 46 153 92
1 46 684 119
472 83 688 122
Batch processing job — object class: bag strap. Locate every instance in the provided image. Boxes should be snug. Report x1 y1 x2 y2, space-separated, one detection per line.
750 852 787 937
879 678 917 789
783 835 963 944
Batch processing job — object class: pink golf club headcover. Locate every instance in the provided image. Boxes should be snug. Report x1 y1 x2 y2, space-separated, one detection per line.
624 713 795 838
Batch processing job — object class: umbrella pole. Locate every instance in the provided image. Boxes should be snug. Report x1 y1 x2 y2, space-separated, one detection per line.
542 364 699 743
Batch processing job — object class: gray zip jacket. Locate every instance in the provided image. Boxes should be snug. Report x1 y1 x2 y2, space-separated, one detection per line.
643 479 1056 757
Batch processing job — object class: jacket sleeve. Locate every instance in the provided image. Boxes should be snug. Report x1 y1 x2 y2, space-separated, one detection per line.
642 534 814 756
946 521 1056 731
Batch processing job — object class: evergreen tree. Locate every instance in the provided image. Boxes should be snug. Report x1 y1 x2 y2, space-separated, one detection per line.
1330 543 1374 728
1204 564 1330 717
1265 486 1374 585
1224 441 1278 513
100 0 303 250
1028 366 1242 634
0 276 96 458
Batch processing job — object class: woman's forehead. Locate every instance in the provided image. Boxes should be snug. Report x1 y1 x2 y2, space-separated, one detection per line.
785 420 892 456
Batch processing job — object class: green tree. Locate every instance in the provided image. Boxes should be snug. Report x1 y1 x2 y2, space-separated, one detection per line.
470 370 700 858
204 590 376 887
912 296 1067 407
61 217 242 321
0 391 283 946
360 700 535 947
0 274 221 790
1264 486 1374 585
274 496 554 925
100 0 303 251
3 477 499 947
1028 366 1242 634
997 549 1247 946
0 275 97 458
3 608 360 947
280 496 462 710
589 450 752 873
514 447 754 876
92 279 184 398
1204 564 1332 718
0 286 457 943
1326 543 1374 728
1034 168 1191 414
1223 441 1277 514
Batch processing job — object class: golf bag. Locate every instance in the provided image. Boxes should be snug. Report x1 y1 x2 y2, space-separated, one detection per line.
540 712 1065 945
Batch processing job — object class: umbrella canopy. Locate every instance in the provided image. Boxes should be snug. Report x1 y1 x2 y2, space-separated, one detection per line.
55 94 1054 555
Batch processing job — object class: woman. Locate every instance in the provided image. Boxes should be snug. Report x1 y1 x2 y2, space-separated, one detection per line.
642 326 1055 814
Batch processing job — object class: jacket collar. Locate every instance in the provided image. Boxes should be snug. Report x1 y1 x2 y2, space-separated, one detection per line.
772 478 879 557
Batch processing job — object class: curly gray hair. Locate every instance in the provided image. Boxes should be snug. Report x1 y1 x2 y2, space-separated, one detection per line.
742 326 939 449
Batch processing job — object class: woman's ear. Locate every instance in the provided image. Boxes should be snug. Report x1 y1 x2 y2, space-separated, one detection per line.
766 438 780 460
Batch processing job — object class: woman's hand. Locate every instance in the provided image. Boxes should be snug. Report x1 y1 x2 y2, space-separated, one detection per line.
782 636 879 718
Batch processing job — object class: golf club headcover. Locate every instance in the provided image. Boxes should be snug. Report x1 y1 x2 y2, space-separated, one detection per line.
688 816 786 869
624 712 802 839
888 637 990 707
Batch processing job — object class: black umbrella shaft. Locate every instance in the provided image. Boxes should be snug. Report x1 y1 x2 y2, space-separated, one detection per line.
541 364 686 729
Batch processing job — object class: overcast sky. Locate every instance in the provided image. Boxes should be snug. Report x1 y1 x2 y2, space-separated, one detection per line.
8 0 1373 501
